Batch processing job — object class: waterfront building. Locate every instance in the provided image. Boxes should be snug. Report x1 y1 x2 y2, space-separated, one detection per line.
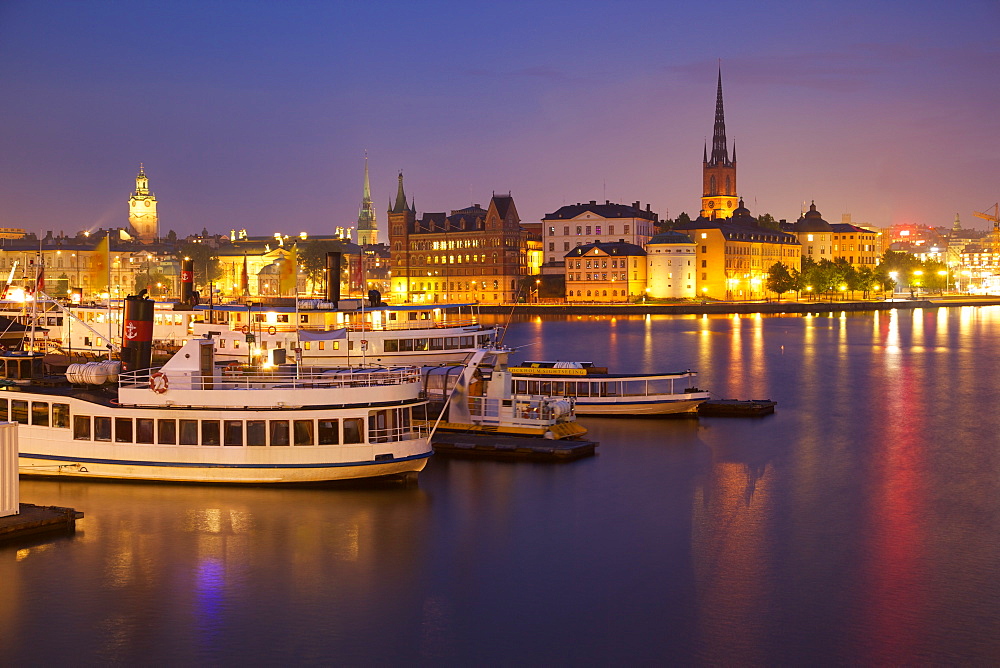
786 202 880 267
127 165 159 243
564 241 646 303
541 200 659 268
646 230 697 299
674 201 800 301
356 155 379 246
387 173 532 304
0 230 173 301
700 69 738 221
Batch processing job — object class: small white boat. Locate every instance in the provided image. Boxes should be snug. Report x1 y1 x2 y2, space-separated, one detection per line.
508 361 710 416
420 349 588 440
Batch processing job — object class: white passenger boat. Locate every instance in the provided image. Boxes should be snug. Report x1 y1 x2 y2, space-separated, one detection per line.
508 361 710 416
8 295 433 483
191 300 496 367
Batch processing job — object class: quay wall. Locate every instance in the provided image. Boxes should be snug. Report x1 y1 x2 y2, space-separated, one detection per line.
475 299 1000 317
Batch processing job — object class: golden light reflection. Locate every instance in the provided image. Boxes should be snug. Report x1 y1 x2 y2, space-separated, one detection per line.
692 458 773 665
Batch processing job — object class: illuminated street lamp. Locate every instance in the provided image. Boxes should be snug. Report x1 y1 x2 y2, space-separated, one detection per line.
938 269 949 294
888 271 898 297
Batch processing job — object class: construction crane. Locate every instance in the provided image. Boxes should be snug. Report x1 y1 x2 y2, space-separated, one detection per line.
974 203 1000 249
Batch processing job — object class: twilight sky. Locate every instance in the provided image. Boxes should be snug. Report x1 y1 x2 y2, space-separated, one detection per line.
2 1 998 242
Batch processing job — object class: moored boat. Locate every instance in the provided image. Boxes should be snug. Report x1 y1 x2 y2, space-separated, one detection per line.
8 293 433 484
508 361 710 416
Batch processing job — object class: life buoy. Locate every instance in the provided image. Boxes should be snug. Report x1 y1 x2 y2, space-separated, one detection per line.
241 325 250 334
149 372 168 394
267 326 277 335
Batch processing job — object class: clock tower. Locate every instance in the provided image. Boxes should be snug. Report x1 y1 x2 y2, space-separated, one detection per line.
700 69 738 220
128 164 159 243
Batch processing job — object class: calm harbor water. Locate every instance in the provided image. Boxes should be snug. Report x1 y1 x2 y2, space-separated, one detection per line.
4 307 1000 665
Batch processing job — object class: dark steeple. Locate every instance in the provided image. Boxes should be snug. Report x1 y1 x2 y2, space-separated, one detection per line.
391 172 410 213
708 67 732 168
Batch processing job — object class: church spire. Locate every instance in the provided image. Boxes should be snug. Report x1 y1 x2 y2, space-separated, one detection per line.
362 153 371 200
356 153 378 244
709 67 731 167
391 171 409 213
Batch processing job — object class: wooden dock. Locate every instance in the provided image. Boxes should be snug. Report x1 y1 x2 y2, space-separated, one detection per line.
698 399 777 417
0 504 82 543
431 432 598 461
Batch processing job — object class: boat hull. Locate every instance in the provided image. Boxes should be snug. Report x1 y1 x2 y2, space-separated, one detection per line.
19 449 430 484
573 396 708 416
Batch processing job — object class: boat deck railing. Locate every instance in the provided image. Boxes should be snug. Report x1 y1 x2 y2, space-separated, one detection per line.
469 395 574 425
118 366 423 392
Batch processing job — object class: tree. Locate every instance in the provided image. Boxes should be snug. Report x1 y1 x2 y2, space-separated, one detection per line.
757 213 781 230
675 212 692 226
174 241 220 291
766 262 796 300
297 238 353 289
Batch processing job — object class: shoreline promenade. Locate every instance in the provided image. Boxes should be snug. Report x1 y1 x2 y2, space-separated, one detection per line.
476 296 1000 317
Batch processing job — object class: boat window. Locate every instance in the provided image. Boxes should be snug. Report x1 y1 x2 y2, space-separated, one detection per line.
317 341 324 351
158 419 177 445
343 418 364 444
11 400 28 425
52 403 69 428
408 312 418 321
384 339 398 352
247 420 266 446
94 416 111 441
293 420 314 446
400 339 414 352
303 342 311 351
414 338 429 351
461 336 473 347
134 418 154 444
202 421 220 446
179 419 199 445
73 415 91 440
31 402 49 427
269 420 290 446
445 337 460 349
318 419 339 445
224 420 243 446
430 338 443 351
0 398 6 421
115 418 133 443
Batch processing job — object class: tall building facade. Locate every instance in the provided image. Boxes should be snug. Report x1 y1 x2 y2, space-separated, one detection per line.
387 173 529 304
541 200 658 266
700 70 738 220
356 155 378 245
128 164 158 243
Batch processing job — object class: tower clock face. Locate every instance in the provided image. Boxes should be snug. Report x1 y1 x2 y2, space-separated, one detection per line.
708 201 715 209
728 200 733 208
144 200 151 207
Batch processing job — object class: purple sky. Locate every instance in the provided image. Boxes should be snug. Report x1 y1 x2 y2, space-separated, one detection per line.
2 1 998 242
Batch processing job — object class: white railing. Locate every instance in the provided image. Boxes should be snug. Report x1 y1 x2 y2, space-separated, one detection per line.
118 366 423 391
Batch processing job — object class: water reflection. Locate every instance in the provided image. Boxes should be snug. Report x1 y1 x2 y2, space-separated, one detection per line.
5 308 1000 664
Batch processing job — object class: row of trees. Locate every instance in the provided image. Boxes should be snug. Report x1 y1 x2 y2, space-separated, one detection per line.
766 252 949 300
